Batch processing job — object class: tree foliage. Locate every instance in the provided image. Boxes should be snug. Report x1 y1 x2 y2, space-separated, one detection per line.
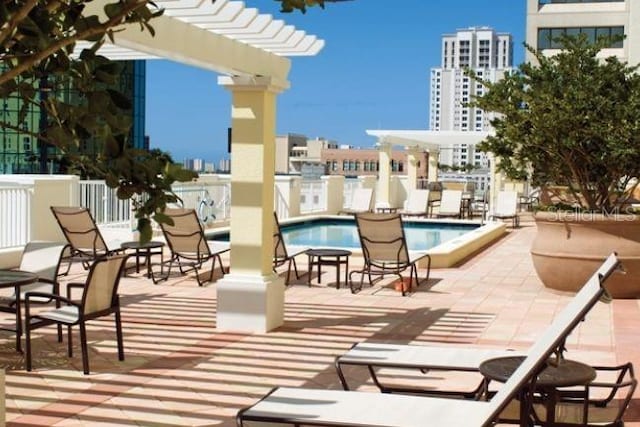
0 0 336 241
469 35 640 212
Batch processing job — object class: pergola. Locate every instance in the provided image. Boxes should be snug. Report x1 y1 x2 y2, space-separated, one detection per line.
86 0 324 332
365 130 497 207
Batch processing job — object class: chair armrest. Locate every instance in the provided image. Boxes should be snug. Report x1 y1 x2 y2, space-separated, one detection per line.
25 292 78 308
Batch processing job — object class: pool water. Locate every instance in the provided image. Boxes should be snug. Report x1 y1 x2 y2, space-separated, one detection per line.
211 218 478 251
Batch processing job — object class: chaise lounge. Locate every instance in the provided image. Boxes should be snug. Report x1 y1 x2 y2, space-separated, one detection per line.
236 255 622 427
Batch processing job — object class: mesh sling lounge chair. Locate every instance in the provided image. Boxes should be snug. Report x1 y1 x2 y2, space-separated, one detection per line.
339 187 373 215
0 241 69 352
273 212 308 286
336 254 623 396
490 190 520 227
349 213 431 296
399 189 430 217
24 254 128 374
433 189 463 218
50 206 124 271
159 208 230 286
236 253 621 427
336 254 634 425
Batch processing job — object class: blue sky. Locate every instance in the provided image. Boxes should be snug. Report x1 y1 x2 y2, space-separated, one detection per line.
145 0 526 163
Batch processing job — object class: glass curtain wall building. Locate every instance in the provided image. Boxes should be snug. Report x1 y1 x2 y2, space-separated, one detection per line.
0 60 146 174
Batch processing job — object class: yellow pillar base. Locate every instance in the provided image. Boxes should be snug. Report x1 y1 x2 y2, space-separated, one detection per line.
216 273 285 332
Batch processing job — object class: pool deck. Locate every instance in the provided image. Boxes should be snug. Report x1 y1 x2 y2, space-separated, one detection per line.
2 216 640 426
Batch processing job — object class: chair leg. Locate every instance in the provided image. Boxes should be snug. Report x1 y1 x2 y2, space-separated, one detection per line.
79 322 90 375
292 258 300 279
25 319 32 372
194 264 204 287
57 324 63 343
285 260 292 286
67 325 73 357
115 308 125 362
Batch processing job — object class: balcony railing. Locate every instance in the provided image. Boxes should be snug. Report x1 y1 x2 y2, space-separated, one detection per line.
0 184 32 248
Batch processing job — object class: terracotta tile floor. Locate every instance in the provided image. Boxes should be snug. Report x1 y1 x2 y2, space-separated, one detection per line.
2 221 639 426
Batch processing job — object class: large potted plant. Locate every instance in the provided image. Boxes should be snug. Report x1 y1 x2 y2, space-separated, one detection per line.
470 35 640 298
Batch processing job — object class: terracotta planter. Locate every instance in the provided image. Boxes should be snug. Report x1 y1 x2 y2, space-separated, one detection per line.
531 211 640 298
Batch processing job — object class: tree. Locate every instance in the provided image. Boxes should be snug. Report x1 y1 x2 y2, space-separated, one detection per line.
0 0 342 241
469 35 640 212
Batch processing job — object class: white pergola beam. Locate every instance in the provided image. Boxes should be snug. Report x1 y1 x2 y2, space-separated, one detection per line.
85 0 292 82
366 130 492 152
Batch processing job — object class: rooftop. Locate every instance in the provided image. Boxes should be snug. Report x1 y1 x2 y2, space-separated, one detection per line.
3 219 639 426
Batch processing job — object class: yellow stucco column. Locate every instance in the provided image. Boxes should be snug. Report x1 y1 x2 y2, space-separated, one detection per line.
376 141 392 208
216 75 289 333
427 150 439 183
406 146 421 191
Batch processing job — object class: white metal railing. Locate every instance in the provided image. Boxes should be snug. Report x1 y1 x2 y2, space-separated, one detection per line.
300 180 326 213
343 179 361 209
172 181 231 225
0 184 32 248
79 180 130 228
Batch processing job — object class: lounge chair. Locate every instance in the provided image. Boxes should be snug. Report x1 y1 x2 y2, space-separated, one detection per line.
339 187 373 215
236 253 621 427
336 255 620 396
349 213 431 296
433 189 463 218
24 253 129 374
50 206 124 270
490 190 520 227
159 208 230 286
399 189 430 217
273 212 308 286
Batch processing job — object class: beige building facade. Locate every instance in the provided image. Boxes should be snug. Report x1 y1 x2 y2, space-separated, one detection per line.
321 147 429 178
526 0 640 64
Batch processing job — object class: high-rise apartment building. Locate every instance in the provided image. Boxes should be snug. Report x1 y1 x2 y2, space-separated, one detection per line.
429 27 513 169
0 60 146 174
526 0 639 65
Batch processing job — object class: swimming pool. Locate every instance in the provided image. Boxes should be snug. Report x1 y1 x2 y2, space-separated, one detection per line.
211 217 479 251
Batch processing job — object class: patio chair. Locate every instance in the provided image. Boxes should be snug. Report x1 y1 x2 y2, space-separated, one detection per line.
273 212 308 286
339 187 373 215
399 189 430 217
349 213 431 296
159 208 230 286
50 206 124 271
335 255 617 398
236 253 620 427
490 190 520 227
24 253 128 374
433 189 463 218
0 241 69 351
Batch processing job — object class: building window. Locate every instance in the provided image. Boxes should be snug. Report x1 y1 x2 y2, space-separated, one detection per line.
538 26 624 50
342 160 349 171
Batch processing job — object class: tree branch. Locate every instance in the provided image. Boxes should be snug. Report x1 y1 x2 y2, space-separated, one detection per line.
0 0 148 87
0 0 38 48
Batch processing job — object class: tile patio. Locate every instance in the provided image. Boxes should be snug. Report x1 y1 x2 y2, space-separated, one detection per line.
1 220 639 426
